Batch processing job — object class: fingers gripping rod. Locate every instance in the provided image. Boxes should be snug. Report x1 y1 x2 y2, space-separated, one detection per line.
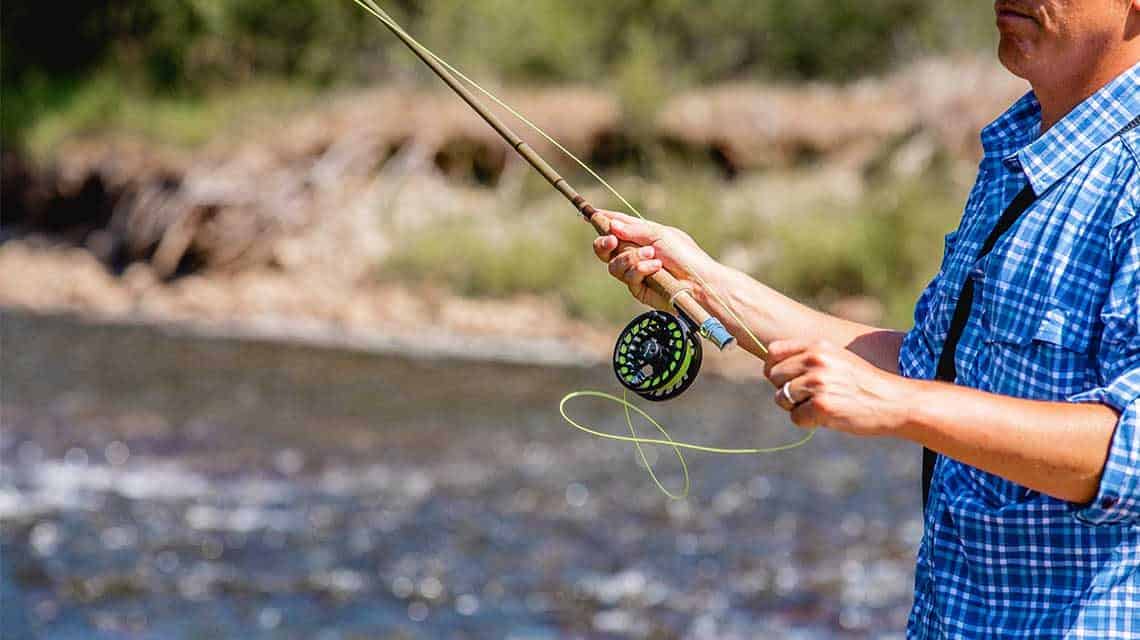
371 9 735 350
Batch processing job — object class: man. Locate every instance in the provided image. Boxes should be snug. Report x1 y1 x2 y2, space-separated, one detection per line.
593 1 1140 636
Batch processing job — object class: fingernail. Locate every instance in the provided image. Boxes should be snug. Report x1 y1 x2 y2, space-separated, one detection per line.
638 246 654 259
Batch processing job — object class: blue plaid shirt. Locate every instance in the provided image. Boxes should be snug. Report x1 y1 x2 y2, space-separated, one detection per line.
901 61 1140 638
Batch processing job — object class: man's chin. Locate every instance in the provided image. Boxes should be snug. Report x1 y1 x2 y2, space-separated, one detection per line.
997 39 1036 80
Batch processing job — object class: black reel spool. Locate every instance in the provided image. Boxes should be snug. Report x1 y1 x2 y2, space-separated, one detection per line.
612 310 703 402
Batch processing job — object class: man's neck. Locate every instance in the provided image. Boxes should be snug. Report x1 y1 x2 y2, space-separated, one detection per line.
1034 49 1140 132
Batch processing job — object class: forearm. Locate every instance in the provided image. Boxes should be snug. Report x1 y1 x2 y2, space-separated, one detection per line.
695 265 904 371
897 379 1118 503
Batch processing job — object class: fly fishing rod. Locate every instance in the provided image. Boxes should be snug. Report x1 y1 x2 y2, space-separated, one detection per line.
353 0 736 370
351 0 814 498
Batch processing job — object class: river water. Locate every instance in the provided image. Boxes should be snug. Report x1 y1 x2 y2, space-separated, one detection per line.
1 311 923 639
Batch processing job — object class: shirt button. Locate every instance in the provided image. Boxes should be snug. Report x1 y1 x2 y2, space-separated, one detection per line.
1100 496 1119 509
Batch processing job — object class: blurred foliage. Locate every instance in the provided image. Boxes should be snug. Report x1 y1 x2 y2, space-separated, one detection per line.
380 167 964 328
21 78 316 154
2 0 992 147
1 0 396 147
761 171 964 325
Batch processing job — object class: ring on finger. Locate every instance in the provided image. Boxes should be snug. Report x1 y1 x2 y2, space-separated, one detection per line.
780 381 797 406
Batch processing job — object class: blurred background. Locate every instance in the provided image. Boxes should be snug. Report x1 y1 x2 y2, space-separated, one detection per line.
2 2 1023 638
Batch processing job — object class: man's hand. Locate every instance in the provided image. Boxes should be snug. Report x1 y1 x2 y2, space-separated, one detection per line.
765 338 909 437
592 210 719 310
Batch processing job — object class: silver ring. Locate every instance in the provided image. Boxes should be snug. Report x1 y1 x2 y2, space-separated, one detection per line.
780 381 796 406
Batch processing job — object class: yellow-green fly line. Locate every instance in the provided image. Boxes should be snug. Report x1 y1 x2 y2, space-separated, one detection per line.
351 0 814 499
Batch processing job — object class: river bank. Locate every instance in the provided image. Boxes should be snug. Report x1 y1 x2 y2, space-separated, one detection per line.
2 57 1024 370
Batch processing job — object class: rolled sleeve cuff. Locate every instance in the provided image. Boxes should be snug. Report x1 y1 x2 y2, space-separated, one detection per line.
1068 381 1140 525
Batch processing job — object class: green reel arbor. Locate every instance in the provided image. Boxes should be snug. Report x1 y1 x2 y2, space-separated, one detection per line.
613 311 703 402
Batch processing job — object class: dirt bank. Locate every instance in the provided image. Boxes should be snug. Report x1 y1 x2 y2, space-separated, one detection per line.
1 57 1022 374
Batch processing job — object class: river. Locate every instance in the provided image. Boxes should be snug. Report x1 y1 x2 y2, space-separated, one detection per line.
1 311 922 639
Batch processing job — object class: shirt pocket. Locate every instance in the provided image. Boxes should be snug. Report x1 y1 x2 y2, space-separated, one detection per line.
959 299 1100 506
981 299 1099 400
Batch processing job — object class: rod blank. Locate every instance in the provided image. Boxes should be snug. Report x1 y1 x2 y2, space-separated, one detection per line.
360 1 735 350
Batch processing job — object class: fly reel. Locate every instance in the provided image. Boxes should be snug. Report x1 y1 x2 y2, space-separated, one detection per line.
613 310 703 402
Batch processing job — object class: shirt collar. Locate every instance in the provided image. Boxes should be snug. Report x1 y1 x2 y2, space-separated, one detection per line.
981 60 1140 195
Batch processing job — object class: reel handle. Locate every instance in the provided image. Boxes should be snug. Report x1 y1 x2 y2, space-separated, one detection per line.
586 211 736 351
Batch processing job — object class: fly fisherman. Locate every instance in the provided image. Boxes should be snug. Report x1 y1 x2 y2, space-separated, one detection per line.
595 1 1140 636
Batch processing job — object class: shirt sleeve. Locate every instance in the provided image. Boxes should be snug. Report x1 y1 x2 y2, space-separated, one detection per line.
897 273 940 379
1071 218 1140 525
898 230 959 379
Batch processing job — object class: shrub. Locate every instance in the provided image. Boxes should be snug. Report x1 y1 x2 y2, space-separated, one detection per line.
2 1 993 145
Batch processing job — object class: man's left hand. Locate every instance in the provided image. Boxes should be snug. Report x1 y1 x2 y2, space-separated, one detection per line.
765 339 909 437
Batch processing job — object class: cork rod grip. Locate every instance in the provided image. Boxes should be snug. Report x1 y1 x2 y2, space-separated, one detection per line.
587 211 712 327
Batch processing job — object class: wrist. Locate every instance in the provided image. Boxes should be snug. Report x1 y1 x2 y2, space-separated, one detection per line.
888 378 931 442
691 261 735 308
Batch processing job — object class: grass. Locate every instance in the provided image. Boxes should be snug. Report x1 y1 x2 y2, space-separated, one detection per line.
761 173 965 326
19 76 317 158
378 183 646 323
377 164 969 329
5 2 996 156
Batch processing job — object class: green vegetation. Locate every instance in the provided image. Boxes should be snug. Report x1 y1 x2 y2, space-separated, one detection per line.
19 77 316 157
2 1 988 329
379 187 644 323
379 167 967 329
761 171 966 325
3 1 993 149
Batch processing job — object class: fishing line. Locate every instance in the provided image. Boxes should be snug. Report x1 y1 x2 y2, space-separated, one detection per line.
352 0 814 498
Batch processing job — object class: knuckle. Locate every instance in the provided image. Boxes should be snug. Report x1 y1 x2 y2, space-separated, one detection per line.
812 395 830 414
808 350 831 366
767 340 789 359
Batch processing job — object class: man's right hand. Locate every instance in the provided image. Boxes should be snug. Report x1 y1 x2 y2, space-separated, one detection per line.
591 210 720 311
